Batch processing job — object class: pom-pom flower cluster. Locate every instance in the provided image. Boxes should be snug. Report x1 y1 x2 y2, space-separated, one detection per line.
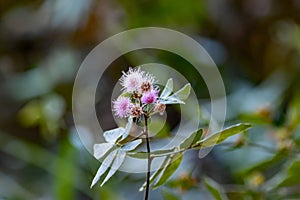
113 68 165 119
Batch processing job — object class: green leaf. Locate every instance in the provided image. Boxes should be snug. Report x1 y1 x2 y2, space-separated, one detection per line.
101 150 126 186
120 117 133 141
192 123 252 148
286 92 300 130
54 138 76 200
90 149 118 188
180 129 203 149
93 143 114 160
161 189 180 200
239 149 287 176
153 153 183 189
204 176 228 200
139 156 170 191
140 153 184 191
169 83 191 102
160 83 191 104
18 100 41 127
120 92 132 98
103 117 133 144
270 159 300 189
121 139 142 151
160 97 184 105
160 78 173 99
103 128 124 144
0 132 92 198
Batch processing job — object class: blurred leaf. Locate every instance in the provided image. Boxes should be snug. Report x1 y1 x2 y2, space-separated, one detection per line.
91 149 118 188
153 153 183 189
204 177 228 200
286 92 300 130
101 150 126 186
41 94 65 137
149 115 171 138
239 149 287 176
160 78 173 99
161 189 180 200
18 100 41 127
99 187 122 200
0 132 92 198
54 138 76 200
192 123 252 148
18 94 65 139
121 139 142 151
119 0 206 27
93 143 114 160
180 128 203 149
238 113 271 125
166 173 197 191
42 94 65 122
277 160 300 188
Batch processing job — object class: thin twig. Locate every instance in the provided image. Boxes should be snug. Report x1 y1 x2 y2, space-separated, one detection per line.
247 142 279 154
144 115 151 200
220 141 278 154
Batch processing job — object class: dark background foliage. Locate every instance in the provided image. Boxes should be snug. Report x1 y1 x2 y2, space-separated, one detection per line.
0 0 300 199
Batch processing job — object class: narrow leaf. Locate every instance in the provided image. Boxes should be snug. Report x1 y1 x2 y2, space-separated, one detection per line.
139 156 170 191
120 117 133 141
93 143 114 160
161 189 180 200
168 83 191 101
159 96 185 105
160 78 173 99
90 149 118 188
204 176 228 200
240 149 287 176
121 139 142 151
153 154 183 189
193 123 252 148
270 159 300 189
180 129 203 149
101 150 126 186
103 128 124 144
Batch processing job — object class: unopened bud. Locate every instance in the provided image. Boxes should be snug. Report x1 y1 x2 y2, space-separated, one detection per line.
130 105 143 117
154 103 166 115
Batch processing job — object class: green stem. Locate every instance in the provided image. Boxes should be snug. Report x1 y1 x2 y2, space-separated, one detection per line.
150 149 186 158
129 141 292 159
144 115 151 200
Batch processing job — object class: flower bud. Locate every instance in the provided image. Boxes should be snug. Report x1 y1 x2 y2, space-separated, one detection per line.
154 103 166 115
130 105 143 117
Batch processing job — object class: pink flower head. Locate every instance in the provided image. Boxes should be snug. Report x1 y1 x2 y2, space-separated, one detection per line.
120 68 144 92
141 89 159 104
113 96 131 118
120 67 156 93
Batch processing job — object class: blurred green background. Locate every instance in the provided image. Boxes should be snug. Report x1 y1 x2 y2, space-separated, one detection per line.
1 0 300 199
